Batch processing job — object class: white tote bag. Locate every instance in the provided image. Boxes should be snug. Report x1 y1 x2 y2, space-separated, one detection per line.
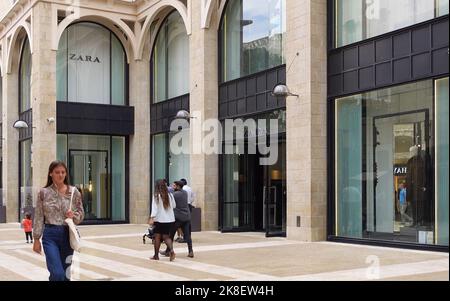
65 187 82 252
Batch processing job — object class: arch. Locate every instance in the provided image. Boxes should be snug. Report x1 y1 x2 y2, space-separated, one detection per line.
55 14 136 63
136 0 190 60
202 0 221 29
5 21 32 74
217 0 228 30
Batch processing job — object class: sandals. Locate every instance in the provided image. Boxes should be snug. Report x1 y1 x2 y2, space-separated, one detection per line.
150 255 159 261
170 251 176 262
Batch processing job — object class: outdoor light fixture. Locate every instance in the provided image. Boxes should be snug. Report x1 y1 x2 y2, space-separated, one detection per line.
13 120 29 130
175 110 195 120
272 84 299 98
46 117 56 124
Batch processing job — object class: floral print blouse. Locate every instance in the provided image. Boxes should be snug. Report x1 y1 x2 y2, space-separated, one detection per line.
33 185 84 240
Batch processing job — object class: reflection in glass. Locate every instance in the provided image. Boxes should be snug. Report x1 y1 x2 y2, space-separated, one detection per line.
335 80 447 245
57 134 126 222
152 11 189 103
436 78 449 246
20 140 32 219
57 23 127 105
20 39 31 112
220 0 286 82
335 0 448 47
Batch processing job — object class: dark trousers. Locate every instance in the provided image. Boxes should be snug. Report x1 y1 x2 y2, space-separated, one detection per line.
168 220 193 253
25 232 33 242
42 225 74 281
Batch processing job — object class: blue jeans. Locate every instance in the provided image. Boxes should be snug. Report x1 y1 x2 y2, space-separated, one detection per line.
42 225 74 281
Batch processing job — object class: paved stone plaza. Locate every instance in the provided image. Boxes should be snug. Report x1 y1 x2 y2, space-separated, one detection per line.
0 223 448 281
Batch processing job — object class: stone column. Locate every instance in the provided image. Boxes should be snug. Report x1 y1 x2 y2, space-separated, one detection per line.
129 51 150 225
189 0 219 231
285 0 327 241
31 2 57 196
2 71 20 222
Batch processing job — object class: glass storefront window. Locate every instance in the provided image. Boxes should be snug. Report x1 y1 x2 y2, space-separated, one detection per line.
57 23 127 105
152 131 191 189
335 0 449 47
220 0 286 82
20 139 32 218
20 39 31 112
335 80 449 246
57 134 127 222
436 78 449 246
152 11 190 103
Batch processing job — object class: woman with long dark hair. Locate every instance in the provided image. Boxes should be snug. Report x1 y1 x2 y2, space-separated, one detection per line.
149 179 176 261
33 161 84 281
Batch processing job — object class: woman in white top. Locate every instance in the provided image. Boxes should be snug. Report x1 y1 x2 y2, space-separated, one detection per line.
149 179 176 261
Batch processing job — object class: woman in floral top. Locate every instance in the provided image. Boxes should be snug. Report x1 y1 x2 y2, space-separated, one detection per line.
33 161 84 281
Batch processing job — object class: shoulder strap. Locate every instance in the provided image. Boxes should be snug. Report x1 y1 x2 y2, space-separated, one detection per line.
70 187 76 208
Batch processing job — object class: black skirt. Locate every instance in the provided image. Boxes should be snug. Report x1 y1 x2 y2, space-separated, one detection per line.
154 222 174 235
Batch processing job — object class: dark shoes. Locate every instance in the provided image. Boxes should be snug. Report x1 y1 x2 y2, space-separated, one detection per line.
169 251 176 262
150 255 159 261
188 251 194 258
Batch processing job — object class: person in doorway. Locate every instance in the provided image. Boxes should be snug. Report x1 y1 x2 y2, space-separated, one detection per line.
33 161 84 281
181 178 195 238
149 179 176 261
22 213 33 244
162 181 194 258
398 183 413 225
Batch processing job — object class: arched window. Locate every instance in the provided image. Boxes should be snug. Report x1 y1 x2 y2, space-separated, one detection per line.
152 11 190 103
57 22 127 105
19 38 31 112
220 0 286 82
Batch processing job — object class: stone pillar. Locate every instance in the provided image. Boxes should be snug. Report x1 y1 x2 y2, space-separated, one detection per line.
2 71 20 222
129 51 150 225
189 0 219 231
285 0 327 241
31 2 57 196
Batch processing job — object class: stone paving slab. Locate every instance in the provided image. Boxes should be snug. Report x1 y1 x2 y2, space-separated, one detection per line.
0 224 448 281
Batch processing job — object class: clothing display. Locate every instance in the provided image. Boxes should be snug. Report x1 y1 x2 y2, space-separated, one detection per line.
406 150 432 227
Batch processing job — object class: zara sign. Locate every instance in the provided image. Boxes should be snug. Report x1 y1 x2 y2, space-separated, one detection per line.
70 54 101 63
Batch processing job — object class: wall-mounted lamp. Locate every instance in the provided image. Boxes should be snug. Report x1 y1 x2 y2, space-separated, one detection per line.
271 84 299 98
175 110 196 120
46 117 56 124
13 120 29 130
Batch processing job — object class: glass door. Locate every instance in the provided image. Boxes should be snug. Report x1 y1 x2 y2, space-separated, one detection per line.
264 135 287 237
69 150 109 221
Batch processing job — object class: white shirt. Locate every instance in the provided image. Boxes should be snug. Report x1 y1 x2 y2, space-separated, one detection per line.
151 193 176 223
183 185 195 206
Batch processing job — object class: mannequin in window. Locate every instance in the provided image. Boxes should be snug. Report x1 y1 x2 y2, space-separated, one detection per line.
406 146 431 227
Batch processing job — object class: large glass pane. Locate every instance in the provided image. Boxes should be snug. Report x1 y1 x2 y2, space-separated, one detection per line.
220 0 286 82
20 39 31 112
335 96 363 238
167 13 189 100
152 134 167 185
335 0 442 47
169 130 190 184
57 134 68 163
336 81 436 244
153 25 167 103
111 35 126 106
57 30 68 102
112 137 126 221
20 140 32 219
436 78 449 246
67 23 110 104
152 11 189 103
58 23 127 104
438 0 449 16
68 135 110 221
